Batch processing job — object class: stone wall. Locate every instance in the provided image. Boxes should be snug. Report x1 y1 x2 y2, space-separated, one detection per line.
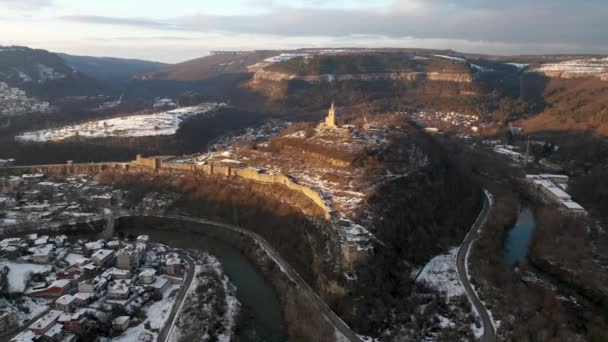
0 156 332 221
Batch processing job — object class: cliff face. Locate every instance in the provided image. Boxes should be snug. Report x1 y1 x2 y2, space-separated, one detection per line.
535 70 608 81
252 70 473 83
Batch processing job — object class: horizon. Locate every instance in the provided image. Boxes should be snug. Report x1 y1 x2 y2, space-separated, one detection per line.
2 0 608 63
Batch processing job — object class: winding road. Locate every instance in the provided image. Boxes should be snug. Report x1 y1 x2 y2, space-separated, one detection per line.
113 214 362 342
456 191 495 342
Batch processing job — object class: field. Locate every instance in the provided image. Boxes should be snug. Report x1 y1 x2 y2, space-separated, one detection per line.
16 104 224 142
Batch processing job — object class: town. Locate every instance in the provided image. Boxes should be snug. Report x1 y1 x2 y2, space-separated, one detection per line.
0 231 192 342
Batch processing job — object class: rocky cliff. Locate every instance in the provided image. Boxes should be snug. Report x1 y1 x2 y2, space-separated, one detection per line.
252 70 473 83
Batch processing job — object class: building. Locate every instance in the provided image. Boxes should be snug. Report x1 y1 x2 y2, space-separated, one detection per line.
91 249 114 266
138 269 156 285
29 310 62 335
116 245 144 270
55 294 77 312
43 323 64 341
165 254 182 277
112 316 130 332
30 280 71 297
58 312 88 332
527 174 586 215
108 280 131 300
78 277 107 294
324 101 336 128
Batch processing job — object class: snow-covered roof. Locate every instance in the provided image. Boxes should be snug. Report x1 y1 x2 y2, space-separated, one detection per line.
139 269 156 277
43 323 64 338
30 310 62 330
55 294 76 306
113 316 130 325
91 249 114 261
562 200 584 210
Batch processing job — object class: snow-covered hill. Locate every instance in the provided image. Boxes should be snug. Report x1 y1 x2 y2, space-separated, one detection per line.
0 46 103 116
16 103 224 142
535 57 608 80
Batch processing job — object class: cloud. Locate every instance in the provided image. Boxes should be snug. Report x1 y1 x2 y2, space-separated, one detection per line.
58 0 608 54
0 0 53 9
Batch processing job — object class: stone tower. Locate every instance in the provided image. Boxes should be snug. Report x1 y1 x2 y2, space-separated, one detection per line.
325 101 336 128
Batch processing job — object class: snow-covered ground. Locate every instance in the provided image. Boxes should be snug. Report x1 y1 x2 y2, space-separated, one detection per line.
505 62 529 69
16 103 224 142
434 55 467 62
0 82 53 116
0 297 52 326
416 248 464 299
0 261 52 293
536 57 608 77
169 255 239 342
264 53 309 63
113 285 180 342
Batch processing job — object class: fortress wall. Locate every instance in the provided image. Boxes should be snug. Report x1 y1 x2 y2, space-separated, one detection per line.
0 156 332 221
0 162 129 177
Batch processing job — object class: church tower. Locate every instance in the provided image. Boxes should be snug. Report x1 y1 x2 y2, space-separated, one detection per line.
325 101 336 128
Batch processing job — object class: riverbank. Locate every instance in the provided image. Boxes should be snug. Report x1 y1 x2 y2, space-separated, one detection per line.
115 216 344 342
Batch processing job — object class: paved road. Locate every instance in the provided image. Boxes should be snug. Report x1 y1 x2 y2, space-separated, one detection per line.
456 191 495 342
158 252 195 342
0 308 52 342
114 213 362 342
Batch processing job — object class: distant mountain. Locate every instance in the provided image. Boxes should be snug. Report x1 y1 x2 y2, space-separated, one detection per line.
136 51 279 81
59 53 168 85
0 46 104 116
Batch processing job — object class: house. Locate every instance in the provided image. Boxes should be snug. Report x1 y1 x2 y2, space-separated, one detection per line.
138 269 156 285
561 200 586 215
43 323 64 341
108 280 131 300
54 236 68 247
165 254 182 277
136 235 150 243
104 267 130 280
31 244 54 264
73 293 94 306
91 249 114 266
55 295 77 312
10 331 36 342
84 241 104 252
29 310 62 334
116 245 144 270
0 310 17 332
149 276 170 295
106 240 121 250
112 316 130 332
30 280 71 297
58 312 88 332
78 277 107 294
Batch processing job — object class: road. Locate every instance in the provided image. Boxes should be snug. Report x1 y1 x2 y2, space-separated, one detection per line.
157 252 195 342
456 191 495 342
114 213 362 342
0 307 51 342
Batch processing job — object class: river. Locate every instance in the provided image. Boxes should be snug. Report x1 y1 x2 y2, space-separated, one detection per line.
504 207 536 269
112 223 288 342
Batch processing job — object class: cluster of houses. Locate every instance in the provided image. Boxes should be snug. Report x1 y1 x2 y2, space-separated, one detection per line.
0 233 186 342
409 110 482 134
526 174 586 214
0 174 127 229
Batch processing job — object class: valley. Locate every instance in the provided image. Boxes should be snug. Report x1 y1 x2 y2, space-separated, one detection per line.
1 44 608 342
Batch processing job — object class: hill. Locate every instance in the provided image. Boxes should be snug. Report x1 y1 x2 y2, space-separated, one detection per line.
58 53 168 86
0 46 104 116
136 51 279 81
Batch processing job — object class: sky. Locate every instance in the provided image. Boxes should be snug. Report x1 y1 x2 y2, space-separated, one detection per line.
1 0 608 63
